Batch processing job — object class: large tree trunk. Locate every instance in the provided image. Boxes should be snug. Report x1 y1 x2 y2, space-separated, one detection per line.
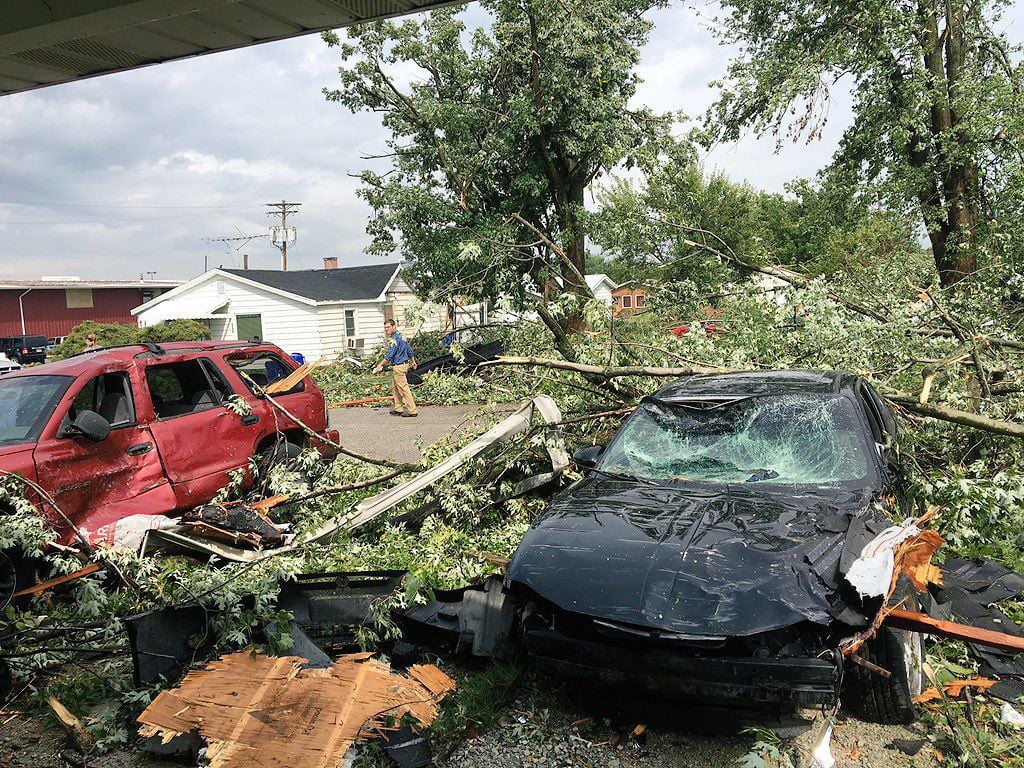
915 0 979 287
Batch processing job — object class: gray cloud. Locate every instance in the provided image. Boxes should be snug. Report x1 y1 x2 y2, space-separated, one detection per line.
0 1 1020 279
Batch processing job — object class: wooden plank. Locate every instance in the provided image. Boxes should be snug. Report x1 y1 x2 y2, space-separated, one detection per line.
884 607 1024 653
13 562 102 598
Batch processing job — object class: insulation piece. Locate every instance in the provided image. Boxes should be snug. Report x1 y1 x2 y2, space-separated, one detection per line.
845 519 931 598
137 652 455 768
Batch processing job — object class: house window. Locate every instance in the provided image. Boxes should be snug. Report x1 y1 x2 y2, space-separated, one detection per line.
65 288 94 308
344 309 356 338
621 295 633 309
636 294 646 307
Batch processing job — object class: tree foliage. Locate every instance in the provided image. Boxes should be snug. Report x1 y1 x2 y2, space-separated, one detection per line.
705 0 1024 286
324 0 672 345
590 146 926 309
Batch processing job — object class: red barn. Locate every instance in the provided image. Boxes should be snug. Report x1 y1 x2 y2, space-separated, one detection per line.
0 278 182 338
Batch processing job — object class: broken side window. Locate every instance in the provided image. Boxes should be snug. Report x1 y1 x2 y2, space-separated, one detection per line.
227 352 304 395
599 394 874 486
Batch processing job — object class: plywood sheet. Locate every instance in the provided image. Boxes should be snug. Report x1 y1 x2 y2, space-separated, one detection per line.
138 652 455 768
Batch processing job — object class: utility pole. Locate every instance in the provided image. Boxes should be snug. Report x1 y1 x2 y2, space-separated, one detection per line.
265 200 301 271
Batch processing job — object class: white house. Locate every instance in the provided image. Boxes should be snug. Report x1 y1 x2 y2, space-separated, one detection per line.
131 260 447 360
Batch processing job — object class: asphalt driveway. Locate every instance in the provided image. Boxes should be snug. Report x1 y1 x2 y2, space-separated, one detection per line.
328 403 484 464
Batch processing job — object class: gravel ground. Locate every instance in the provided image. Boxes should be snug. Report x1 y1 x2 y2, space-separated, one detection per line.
433 674 939 768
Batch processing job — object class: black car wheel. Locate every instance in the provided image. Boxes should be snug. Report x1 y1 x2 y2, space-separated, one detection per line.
844 579 925 724
255 439 307 488
0 549 37 611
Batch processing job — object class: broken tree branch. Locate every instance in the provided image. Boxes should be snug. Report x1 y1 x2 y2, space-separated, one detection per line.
648 216 889 322
886 393 1024 438
480 355 727 379
482 358 1024 440
282 469 409 505
920 284 991 399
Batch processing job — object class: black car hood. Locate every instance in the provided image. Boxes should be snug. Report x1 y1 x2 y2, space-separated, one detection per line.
507 478 888 637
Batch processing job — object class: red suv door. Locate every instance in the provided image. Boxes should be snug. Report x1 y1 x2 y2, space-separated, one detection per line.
31 368 175 540
139 356 264 508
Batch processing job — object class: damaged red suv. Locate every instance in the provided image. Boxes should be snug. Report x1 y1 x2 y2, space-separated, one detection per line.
0 341 338 551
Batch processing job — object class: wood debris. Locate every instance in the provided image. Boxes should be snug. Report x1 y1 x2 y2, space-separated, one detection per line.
913 677 997 704
47 695 96 753
885 607 1024 653
264 357 326 394
137 651 455 768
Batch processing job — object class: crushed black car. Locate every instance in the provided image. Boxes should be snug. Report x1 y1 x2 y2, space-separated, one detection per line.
505 371 925 723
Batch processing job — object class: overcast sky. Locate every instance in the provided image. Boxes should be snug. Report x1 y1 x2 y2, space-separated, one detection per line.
1 1 1021 280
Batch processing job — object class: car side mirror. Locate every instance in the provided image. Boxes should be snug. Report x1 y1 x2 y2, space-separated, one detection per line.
572 444 604 469
66 410 111 442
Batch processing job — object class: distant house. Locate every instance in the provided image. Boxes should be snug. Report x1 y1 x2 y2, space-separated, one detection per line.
0 277 181 337
132 260 446 359
611 285 647 316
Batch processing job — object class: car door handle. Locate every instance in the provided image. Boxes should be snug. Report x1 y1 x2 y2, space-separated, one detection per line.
240 413 260 426
127 443 154 456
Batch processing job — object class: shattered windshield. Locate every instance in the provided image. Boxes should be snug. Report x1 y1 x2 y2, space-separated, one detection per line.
0 375 73 445
598 394 874 486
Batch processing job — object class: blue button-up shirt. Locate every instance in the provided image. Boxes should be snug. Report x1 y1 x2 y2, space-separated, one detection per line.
384 330 414 365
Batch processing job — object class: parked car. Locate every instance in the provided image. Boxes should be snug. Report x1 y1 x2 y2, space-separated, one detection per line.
0 341 338 558
0 335 47 364
0 354 20 376
506 370 923 723
46 336 67 350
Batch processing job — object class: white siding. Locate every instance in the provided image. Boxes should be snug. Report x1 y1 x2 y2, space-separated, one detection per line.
386 290 447 335
318 302 387 357
136 275 323 359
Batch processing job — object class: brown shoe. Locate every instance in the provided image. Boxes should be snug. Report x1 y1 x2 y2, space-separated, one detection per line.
402 412 418 418
389 410 404 416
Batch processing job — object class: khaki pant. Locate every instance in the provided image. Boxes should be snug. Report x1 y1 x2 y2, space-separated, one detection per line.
391 363 417 414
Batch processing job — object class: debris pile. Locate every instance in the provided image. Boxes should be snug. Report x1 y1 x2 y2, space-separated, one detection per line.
138 652 455 768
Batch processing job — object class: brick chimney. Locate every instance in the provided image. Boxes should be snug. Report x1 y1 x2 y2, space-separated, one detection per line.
323 257 338 270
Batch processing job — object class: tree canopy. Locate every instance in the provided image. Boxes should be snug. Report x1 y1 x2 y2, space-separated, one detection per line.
324 0 672 347
705 0 1024 287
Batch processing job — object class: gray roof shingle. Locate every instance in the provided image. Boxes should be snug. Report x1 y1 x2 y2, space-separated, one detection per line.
224 263 400 302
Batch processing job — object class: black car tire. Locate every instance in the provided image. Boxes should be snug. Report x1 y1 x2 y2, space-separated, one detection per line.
255 439 305 487
0 549 38 611
844 580 925 724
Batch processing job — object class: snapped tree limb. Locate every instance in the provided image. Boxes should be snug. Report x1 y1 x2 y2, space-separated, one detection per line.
482 357 1024 440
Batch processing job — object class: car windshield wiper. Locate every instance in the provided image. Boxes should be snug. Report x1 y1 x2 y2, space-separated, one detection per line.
588 467 661 486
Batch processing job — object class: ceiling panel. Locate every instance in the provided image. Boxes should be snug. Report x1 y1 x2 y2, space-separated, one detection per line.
0 0 463 97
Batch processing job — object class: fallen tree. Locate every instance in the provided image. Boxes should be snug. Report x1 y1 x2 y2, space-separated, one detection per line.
484 356 1024 440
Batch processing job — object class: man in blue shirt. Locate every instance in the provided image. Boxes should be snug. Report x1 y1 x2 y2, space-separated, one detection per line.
372 319 418 417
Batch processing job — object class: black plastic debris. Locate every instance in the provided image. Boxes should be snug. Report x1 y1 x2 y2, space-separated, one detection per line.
931 558 1024 702
406 340 504 385
380 725 432 768
126 604 214 687
277 570 406 650
268 621 332 669
401 576 514 657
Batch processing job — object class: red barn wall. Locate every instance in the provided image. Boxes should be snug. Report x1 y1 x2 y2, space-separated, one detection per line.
0 288 149 337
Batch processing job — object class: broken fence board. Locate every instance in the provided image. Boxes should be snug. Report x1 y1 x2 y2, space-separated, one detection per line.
885 607 1024 653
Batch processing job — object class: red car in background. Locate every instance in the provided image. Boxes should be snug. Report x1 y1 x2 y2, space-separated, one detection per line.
0 341 338 547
